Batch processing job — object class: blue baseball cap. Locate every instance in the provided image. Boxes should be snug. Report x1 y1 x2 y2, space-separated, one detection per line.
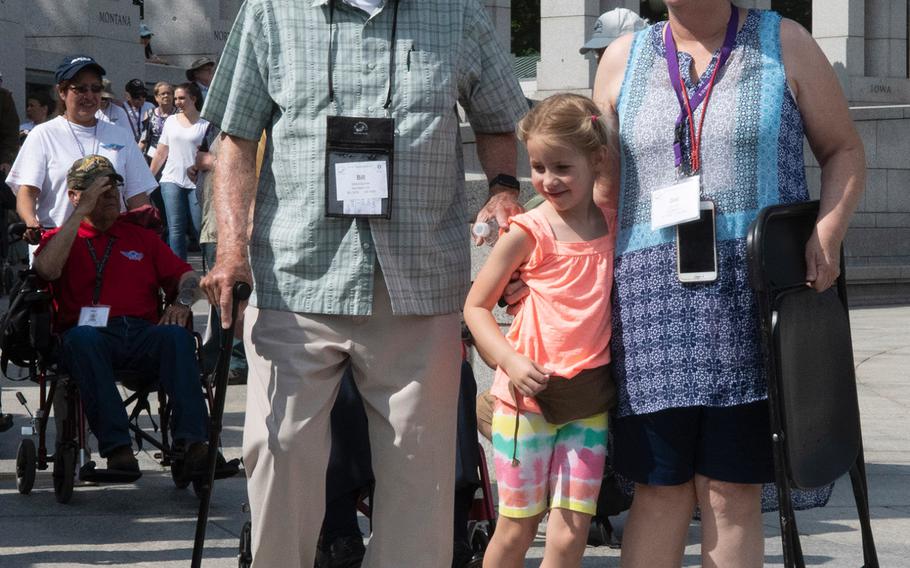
55 55 106 84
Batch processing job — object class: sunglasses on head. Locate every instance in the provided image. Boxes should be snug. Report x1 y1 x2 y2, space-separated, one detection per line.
69 84 104 94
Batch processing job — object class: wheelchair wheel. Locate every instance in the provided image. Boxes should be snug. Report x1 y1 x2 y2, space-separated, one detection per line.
238 520 252 568
467 521 492 568
53 446 76 504
16 439 37 495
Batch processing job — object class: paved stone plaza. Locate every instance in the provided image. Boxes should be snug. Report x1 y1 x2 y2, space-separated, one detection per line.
0 300 907 567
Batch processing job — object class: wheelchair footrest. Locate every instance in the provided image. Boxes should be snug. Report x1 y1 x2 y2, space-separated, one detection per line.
79 461 142 483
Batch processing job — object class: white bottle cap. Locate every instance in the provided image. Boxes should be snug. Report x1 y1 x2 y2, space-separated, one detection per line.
472 222 491 238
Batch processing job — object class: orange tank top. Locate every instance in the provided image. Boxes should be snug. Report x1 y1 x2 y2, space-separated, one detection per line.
490 207 616 412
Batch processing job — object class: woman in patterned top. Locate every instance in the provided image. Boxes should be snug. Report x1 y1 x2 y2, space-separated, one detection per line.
590 1 865 566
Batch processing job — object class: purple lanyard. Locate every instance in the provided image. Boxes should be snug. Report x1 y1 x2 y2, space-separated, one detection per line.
665 6 739 170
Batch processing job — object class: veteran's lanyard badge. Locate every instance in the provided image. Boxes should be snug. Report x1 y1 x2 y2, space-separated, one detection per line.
78 237 117 327
324 0 400 219
650 6 737 231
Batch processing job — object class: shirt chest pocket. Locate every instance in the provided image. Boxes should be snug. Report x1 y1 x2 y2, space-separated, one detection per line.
398 40 454 114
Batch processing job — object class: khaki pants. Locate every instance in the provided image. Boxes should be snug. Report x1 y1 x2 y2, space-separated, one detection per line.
243 274 460 568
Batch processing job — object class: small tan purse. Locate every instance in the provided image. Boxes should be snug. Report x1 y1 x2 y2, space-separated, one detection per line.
534 365 616 424
507 365 616 465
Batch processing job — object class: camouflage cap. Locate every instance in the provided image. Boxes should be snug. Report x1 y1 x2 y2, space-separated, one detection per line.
66 155 123 190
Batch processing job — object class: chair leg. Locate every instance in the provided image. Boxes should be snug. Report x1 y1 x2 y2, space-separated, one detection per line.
849 449 879 568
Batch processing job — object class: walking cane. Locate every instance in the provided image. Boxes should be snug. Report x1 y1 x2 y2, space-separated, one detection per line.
192 281 251 568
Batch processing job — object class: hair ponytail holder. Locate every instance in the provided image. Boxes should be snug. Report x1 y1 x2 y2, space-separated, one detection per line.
591 114 600 124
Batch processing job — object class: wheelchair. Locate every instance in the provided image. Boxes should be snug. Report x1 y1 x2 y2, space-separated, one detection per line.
6 267 241 504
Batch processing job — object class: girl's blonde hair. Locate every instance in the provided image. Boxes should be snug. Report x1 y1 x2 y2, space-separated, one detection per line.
517 93 614 156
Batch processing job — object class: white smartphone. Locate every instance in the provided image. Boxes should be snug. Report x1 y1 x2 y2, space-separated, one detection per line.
676 201 717 283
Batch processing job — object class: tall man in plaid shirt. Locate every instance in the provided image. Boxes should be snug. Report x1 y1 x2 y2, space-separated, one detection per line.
200 1 527 566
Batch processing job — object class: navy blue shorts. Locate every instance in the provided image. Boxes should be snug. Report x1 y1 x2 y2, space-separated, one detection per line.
612 401 775 486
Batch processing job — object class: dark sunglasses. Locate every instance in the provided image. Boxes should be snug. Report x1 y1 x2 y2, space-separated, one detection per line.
69 84 104 95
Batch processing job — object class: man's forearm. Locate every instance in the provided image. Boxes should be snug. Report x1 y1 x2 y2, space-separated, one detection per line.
33 212 84 281
215 134 258 260
475 132 517 191
16 186 40 226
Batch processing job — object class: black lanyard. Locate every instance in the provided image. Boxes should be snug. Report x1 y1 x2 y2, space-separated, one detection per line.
327 0 401 111
85 237 117 305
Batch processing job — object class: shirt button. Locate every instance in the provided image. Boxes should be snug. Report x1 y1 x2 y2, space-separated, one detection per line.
368 62 376 70
363 242 372 251
367 106 375 112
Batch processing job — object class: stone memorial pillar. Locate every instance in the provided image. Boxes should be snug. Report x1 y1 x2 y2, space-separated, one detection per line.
538 0 642 98
27 1 145 94
0 0 27 111
812 0 865 85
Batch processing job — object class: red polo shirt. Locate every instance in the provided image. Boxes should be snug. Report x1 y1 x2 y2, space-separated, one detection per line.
36 218 193 331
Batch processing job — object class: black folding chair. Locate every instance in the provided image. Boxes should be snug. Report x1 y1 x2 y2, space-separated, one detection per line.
747 200 878 568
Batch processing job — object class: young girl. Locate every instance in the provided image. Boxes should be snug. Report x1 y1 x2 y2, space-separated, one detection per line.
464 93 617 568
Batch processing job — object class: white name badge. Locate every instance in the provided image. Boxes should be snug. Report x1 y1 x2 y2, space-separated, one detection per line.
343 198 383 216
78 305 111 327
650 176 701 230
335 161 389 201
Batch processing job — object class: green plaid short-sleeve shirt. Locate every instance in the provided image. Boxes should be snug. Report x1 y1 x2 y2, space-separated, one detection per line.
202 0 527 316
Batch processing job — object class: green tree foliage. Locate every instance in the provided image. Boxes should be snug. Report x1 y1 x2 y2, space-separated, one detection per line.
511 0 541 56
772 0 812 32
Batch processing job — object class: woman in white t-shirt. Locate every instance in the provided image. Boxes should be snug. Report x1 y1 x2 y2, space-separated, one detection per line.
6 55 155 245
149 82 208 260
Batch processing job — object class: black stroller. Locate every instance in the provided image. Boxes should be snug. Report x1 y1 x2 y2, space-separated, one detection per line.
747 201 878 568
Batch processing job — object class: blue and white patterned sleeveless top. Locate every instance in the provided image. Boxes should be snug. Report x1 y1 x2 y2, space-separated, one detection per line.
613 10 809 417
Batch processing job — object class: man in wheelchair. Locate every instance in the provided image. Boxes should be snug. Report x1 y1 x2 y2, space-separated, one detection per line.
32 155 208 476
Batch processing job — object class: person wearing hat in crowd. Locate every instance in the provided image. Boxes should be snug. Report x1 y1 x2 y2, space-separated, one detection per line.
579 7 648 62
140 23 168 65
186 57 215 100
19 89 56 141
123 79 155 144
6 55 155 247
0 71 19 177
33 154 210 475
96 78 132 134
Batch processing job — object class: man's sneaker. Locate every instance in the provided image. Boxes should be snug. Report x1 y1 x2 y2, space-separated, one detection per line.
106 445 140 472
315 535 365 568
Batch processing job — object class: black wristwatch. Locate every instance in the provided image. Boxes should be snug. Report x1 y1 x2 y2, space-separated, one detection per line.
488 174 521 191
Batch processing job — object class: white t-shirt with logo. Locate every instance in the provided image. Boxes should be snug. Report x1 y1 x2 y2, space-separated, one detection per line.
5 116 156 227
158 115 209 189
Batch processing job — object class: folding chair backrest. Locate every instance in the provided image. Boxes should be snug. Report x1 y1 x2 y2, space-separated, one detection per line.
773 288 861 488
747 200 861 489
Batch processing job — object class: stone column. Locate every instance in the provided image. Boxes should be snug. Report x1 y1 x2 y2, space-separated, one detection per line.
864 0 907 78
538 0 619 98
812 0 865 85
0 0 27 111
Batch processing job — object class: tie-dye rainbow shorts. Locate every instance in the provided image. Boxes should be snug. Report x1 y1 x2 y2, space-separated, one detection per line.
491 399 608 518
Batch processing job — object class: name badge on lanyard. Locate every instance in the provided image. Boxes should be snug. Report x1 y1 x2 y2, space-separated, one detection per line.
323 0 400 219
652 6 738 231
325 116 394 218
651 176 700 230
79 236 117 328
